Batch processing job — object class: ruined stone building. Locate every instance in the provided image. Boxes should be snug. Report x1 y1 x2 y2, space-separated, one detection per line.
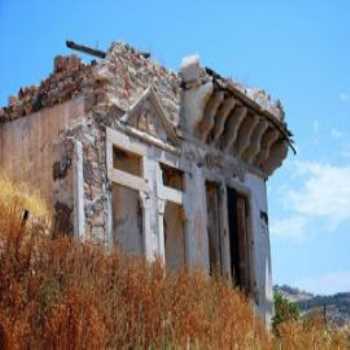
0 42 293 323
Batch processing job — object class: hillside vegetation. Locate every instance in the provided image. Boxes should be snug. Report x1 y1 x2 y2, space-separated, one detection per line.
275 285 350 327
0 176 349 349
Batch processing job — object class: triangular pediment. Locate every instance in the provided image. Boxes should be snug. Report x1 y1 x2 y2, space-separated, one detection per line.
121 86 178 145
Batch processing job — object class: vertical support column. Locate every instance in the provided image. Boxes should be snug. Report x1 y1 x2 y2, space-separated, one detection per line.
157 199 166 264
248 190 262 307
141 155 158 261
105 137 114 248
245 173 273 326
155 162 166 264
73 140 85 239
264 216 273 327
105 180 113 249
261 179 273 327
139 191 153 261
183 165 209 271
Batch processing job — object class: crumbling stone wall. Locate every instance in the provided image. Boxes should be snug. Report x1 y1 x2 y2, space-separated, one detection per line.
0 56 95 123
65 43 183 243
94 43 180 125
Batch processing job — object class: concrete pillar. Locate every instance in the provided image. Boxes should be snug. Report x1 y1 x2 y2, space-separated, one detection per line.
139 191 154 260
141 155 158 260
183 165 209 271
179 54 214 134
73 140 85 239
180 82 213 134
245 173 273 326
157 198 166 264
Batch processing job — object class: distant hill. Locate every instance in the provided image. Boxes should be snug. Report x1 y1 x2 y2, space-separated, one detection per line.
274 285 350 327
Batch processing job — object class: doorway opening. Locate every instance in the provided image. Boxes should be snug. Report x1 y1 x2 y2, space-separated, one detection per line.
226 187 251 293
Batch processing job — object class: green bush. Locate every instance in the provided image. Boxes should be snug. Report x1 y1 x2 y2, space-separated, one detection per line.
272 292 300 334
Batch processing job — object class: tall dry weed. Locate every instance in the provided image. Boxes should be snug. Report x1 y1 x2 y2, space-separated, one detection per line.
275 314 350 350
0 177 349 349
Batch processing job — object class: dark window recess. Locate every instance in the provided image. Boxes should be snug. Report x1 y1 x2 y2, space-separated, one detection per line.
206 181 223 276
164 202 186 272
260 211 268 225
227 187 240 285
160 163 184 191
226 187 251 294
111 183 144 255
113 146 142 177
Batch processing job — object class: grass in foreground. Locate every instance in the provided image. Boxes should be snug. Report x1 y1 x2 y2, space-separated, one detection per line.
0 177 349 349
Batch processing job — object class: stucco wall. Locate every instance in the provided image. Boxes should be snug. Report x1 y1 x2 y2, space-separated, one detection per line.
245 173 273 324
0 98 86 230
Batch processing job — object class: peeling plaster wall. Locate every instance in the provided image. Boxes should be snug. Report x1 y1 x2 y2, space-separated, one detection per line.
183 163 210 270
0 98 86 234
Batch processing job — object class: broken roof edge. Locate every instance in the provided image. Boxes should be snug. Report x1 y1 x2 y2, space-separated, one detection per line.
0 40 294 154
65 40 289 135
0 54 95 124
208 72 296 154
105 43 295 153
179 54 295 154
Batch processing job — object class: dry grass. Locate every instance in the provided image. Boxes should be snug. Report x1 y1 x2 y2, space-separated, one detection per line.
0 174 48 219
275 316 350 350
0 178 349 349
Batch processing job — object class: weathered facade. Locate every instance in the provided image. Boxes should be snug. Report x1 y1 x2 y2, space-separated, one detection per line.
0 42 293 324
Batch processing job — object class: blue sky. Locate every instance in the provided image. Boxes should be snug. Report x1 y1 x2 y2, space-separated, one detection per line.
1 1 349 295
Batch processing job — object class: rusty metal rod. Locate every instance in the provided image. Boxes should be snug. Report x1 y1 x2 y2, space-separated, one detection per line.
66 40 106 59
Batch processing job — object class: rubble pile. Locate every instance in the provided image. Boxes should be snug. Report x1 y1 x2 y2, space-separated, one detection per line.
0 55 94 123
0 42 182 126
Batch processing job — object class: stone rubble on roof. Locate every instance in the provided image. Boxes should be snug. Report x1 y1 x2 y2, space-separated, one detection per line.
0 55 94 123
94 42 180 126
0 41 287 129
0 42 181 125
245 87 284 122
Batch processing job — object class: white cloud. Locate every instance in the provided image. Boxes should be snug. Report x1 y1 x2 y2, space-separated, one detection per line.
270 215 307 240
295 271 350 295
339 92 350 102
271 161 350 238
288 161 350 228
331 128 343 139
